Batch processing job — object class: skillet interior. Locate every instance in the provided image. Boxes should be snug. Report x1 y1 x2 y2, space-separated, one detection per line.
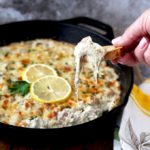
0 20 133 146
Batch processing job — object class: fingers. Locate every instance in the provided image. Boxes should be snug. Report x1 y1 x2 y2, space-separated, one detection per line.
112 9 150 48
144 44 150 65
134 37 149 63
117 52 139 66
114 37 150 66
111 9 150 66
112 18 143 48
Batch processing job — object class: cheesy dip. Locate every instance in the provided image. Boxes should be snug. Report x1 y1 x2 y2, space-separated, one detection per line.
0 39 121 128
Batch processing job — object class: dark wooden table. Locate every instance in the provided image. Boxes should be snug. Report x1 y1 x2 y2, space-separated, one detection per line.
0 134 113 150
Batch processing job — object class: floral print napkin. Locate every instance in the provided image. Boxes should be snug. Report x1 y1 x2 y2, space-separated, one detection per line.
114 79 150 150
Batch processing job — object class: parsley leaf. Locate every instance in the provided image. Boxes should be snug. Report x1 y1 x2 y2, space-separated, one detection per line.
9 81 30 96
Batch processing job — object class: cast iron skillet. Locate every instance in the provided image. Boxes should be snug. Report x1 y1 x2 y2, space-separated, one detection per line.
0 17 133 146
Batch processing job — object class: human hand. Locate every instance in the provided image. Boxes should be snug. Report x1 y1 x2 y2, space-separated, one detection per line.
112 9 150 66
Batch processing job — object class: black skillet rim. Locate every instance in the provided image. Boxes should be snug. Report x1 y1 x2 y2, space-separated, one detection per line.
0 20 134 132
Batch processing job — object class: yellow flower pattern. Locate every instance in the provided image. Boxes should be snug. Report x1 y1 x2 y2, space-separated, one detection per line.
131 84 150 117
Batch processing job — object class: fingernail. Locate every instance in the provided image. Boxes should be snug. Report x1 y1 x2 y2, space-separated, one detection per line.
112 36 122 45
139 37 148 49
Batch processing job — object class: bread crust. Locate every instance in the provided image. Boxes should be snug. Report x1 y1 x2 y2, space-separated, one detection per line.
103 46 123 60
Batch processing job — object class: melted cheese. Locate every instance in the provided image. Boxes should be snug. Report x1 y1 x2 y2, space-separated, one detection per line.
74 36 106 82
74 36 106 100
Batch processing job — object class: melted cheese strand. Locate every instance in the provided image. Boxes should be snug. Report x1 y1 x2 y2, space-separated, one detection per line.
74 36 106 101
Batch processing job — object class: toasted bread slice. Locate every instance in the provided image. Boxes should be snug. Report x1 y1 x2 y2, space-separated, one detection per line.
103 46 123 60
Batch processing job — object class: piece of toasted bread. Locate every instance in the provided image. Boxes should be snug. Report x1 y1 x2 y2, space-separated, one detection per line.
103 46 123 60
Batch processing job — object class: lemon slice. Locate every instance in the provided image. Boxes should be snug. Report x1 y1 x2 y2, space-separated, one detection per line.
30 75 72 103
22 64 57 83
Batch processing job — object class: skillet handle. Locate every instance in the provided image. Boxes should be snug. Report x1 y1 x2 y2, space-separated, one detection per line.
61 17 114 40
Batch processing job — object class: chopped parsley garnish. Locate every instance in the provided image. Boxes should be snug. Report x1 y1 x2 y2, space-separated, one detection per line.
27 49 35 53
9 81 30 96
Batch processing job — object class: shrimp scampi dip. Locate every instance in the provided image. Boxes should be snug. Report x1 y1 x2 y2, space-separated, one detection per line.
0 38 121 128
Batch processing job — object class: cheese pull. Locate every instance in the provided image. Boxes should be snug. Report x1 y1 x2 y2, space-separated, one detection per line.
103 46 123 60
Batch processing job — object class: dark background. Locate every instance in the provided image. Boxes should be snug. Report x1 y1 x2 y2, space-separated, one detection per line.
0 0 150 36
